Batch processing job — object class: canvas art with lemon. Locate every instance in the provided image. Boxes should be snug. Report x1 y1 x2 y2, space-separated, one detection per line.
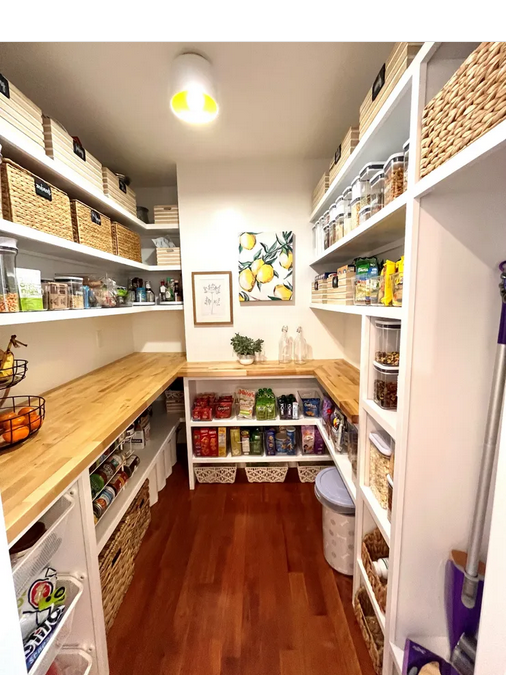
238 232 294 302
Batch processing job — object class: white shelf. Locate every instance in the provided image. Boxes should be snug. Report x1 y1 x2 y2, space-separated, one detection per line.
193 452 332 464
317 419 357 502
357 558 386 632
190 415 321 427
95 412 181 552
390 642 404 673
362 399 397 441
0 303 183 326
360 485 391 546
310 303 403 319
311 193 407 267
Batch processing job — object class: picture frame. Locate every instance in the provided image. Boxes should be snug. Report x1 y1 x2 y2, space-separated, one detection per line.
192 271 234 326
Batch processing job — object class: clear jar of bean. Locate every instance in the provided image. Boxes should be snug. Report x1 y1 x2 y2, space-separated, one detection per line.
384 153 405 205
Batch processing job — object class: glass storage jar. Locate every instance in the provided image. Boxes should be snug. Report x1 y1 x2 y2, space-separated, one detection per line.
359 162 384 209
351 197 361 231
403 140 409 192
373 362 399 410
54 276 84 309
374 318 401 366
369 431 394 509
370 170 385 215
384 153 405 205
359 205 372 227
0 237 19 313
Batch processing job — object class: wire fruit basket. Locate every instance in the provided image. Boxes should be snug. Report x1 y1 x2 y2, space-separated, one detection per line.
0 359 28 390
0 395 46 450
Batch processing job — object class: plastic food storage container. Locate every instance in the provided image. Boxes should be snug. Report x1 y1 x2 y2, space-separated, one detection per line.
323 223 330 250
403 139 409 192
0 237 19 313
351 197 361 231
329 202 337 223
351 175 361 203
384 153 405 205
359 162 384 209
369 431 394 509
359 205 372 227
54 276 84 309
335 195 345 241
374 318 401 366
370 170 384 215
298 389 321 418
328 219 336 247
347 424 358 476
342 186 352 235
387 473 393 521
373 363 399 410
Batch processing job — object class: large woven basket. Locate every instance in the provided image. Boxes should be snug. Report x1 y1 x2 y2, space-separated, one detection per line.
125 480 151 558
1 159 73 240
111 221 142 262
362 528 389 613
420 42 506 178
353 588 384 675
71 199 114 254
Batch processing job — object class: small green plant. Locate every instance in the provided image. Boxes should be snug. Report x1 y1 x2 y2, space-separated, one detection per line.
231 333 264 356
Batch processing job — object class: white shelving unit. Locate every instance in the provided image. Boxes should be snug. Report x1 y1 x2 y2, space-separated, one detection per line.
310 303 403 319
357 558 386 632
193 451 332 464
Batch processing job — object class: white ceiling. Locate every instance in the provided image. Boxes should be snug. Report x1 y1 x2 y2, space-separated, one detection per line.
0 42 393 187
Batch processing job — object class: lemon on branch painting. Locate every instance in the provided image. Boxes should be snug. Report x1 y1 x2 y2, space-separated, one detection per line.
238 231 294 302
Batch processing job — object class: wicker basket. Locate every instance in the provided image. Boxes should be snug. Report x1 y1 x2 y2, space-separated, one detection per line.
245 464 288 483
0 73 44 150
125 480 151 558
195 465 237 484
0 158 74 240
420 42 506 178
111 221 142 262
362 528 389 613
353 588 384 675
156 247 181 266
297 464 332 483
71 199 114 254
102 167 137 216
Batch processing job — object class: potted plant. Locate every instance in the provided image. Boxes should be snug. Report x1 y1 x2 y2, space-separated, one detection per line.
230 333 264 366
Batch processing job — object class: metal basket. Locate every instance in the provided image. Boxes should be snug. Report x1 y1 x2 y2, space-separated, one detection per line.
0 359 28 390
0 395 46 450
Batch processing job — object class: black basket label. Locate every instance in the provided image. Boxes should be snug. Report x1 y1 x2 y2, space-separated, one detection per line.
34 178 52 201
314 281 319 291
332 276 339 288
73 138 86 162
0 73 10 99
334 144 342 166
372 63 386 102
90 209 101 225
118 177 127 194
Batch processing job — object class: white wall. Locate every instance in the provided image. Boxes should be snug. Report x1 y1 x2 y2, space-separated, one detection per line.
132 311 186 353
177 159 356 362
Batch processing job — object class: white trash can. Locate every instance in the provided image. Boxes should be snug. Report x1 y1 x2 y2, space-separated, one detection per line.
315 467 355 575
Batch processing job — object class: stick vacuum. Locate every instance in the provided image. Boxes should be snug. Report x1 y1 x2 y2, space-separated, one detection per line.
445 261 506 675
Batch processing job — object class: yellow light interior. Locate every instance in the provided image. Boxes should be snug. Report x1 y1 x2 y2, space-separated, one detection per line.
171 90 218 124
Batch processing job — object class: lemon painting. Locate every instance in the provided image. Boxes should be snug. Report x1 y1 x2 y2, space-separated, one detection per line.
238 231 294 302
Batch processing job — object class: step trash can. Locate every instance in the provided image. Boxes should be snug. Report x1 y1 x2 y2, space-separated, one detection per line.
315 467 355 575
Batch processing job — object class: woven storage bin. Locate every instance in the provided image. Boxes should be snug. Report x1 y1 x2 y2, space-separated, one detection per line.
353 588 384 675
1 159 74 240
111 221 142 262
329 126 360 184
153 205 179 226
124 480 151 558
43 116 103 193
359 43 422 139
420 42 506 178
297 464 332 483
156 247 181 265
71 200 114 254
195 465 237 484
102 167 137 216
362 528 389 613
245 464 288 483
99 511 136 633
0 73 44 150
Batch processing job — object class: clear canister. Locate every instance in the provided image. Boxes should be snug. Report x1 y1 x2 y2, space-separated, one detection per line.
329 202 338 223
374 318 401 366
55 276 84 309
370 170 385 215
359 162 384 209
335 196 344 241
328 219 336 247
359 205 372 227
323 223 330 250
350 197 361 231
369 431 393 509
0 237 19 313
384 153 405 205
403 140 409 192
41 278 52 311
373 362 399 410
351 175 360 204
343 187 352 235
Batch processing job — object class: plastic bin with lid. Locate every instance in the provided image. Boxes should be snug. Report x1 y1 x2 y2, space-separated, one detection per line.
342 185 352 235
373 362 399 410
315 467 355 575
369 170 384 215
54 276 84 310
384 152 405 205
0 237 20 313
358 161 385 209
359 205 372 227
369 431 394 509
374 318 401 366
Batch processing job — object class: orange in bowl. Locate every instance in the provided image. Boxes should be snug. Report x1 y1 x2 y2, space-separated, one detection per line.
3 426 30 444
0 411 26 429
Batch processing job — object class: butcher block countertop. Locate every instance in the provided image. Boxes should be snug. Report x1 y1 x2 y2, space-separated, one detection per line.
0 354 358 544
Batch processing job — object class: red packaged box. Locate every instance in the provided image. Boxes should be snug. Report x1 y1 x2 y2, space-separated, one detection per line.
208 428 218 456
192 429 202 456
200 428 210 456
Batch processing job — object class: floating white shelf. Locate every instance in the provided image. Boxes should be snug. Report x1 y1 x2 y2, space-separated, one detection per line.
0 303 183 326
310 303 404 319
357 558 386 632
95 412 181 553
193 452 332 464
361 485 391 546
311 194 407 267
190 415 321 428
362 399 397 441
317 419 357 502
0 219 181 273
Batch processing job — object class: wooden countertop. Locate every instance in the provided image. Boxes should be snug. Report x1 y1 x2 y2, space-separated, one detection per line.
0 352 185 544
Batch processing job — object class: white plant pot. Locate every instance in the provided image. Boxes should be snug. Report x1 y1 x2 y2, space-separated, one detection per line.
238 354 255 365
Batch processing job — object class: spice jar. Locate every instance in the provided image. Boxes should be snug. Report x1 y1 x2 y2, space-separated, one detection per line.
0 237 20 313
359 162 384 209
359 205 372 227
350 197 361 231
342 186 352 235
403 140 409 192
374 318 401 366
384 153 405 205
373 363 399 410
54 276 84 309
335 196 344 241
370 170 385 215
369 431 394 509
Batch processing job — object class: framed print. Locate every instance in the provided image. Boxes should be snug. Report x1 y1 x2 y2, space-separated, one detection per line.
192 271 234 326
238 231 294 302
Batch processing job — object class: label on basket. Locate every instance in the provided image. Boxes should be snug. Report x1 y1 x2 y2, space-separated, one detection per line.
34 178 52 201
332 276 339 288
314 280 319 291
334 144 342 166
118 177 127 194
372 64 386 102
90 209 102 225
0 73 10 99
73 138 86 162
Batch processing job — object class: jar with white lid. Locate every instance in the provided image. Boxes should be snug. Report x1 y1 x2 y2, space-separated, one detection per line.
350 197 361 231
359 205 372 227
384 153 405 205
403 139 409 192
359 162 384 209
351 176 360 204
54 276 84 309
374 318 401 366
369 431 394 509
0 237 19 313
373 362 398 410
329 202 338 223
370 170 385 215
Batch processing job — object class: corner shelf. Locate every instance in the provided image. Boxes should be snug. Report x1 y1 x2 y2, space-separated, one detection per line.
311 303 403 319
361 399 397 441
190 415 322 428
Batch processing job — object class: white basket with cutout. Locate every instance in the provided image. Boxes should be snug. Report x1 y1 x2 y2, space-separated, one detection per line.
54 648 93 675
297 463 332 483
194 465 237 484
245 463 288 483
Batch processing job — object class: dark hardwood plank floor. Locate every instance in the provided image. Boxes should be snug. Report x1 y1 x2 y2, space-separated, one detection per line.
107 464 375 675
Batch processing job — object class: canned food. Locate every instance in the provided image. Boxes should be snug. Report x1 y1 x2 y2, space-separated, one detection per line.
264 428 276 455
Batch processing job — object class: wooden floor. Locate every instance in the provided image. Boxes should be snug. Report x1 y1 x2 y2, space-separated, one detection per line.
108 464 374 675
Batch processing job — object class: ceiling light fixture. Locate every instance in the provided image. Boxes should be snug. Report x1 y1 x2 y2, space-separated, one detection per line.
170 53 219 125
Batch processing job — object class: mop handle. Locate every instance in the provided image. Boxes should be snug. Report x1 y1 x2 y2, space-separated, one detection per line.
462 262 506 609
